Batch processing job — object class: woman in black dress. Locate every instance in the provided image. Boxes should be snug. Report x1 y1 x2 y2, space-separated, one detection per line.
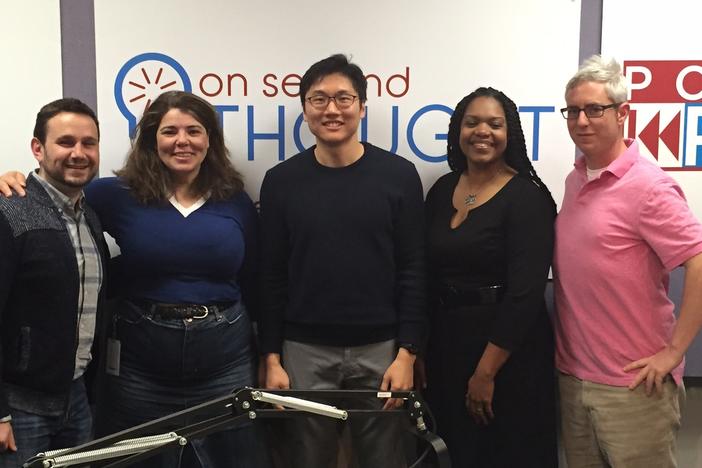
424 87 558 467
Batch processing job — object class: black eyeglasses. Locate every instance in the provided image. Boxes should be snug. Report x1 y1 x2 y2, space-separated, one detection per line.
560 103 621 120
305 93 358 110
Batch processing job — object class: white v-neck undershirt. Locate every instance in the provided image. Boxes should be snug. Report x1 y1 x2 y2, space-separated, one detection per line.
168 195 207 218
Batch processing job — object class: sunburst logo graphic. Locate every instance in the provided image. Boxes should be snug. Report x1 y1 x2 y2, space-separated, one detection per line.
114 53 192 136
128 67 177 109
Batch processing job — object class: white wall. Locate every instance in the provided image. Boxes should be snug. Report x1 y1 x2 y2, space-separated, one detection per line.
1 0 63 176
94 0 581 202
603 0 702 221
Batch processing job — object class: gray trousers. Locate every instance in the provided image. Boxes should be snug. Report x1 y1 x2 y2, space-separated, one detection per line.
282 339 406 468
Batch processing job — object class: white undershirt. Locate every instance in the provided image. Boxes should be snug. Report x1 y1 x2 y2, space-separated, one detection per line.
169 195 207 217
586 166 607 181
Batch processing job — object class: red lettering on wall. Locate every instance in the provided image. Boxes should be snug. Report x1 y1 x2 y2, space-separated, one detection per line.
262 73 278 97
199 73 223 97
282 74 301 97
625 60 702 103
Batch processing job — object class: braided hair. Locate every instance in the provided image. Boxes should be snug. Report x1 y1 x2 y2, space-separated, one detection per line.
446 87 556 210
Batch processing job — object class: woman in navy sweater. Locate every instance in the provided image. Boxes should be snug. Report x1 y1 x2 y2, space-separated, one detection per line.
86 91 266 468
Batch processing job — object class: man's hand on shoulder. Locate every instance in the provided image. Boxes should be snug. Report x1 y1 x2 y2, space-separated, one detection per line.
380 347 416 409
0 171 27 197
0 422 17 453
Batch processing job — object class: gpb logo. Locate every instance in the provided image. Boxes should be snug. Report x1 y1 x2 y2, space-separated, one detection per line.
114 53 192 136
624 60 702 170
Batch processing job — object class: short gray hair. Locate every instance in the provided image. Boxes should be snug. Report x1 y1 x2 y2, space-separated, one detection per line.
565 55 628 103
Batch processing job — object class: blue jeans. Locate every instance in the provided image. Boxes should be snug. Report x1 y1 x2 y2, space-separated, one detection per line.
98 299 270 468
0 377 92 468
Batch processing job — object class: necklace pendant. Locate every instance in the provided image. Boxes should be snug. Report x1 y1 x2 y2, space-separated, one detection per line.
464 194 477 206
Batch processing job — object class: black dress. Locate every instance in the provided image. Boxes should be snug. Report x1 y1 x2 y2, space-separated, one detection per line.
424 172 557 468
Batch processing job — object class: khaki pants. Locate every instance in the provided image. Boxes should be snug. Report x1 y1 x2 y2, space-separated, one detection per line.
559 372 684 468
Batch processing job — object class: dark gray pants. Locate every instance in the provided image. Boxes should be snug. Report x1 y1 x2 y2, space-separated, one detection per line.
282 339 406 468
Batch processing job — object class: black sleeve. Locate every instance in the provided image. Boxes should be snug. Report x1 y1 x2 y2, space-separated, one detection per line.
424 177 442 231
488 182 555 351
0 214 18 418
258 170 289 354
394 164 428 348
237 193 261 323
424 174 449 310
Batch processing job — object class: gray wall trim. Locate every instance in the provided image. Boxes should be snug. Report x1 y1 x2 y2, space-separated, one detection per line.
60 0 97 113
579 0 603 63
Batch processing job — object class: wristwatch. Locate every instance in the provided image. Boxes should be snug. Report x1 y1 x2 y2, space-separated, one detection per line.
399 343 419 355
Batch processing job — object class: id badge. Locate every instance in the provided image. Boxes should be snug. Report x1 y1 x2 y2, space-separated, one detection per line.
106 338 121 376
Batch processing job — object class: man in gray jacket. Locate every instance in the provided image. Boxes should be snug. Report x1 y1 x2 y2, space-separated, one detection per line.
0 98 107 467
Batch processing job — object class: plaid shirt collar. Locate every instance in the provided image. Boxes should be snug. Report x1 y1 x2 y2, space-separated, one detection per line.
30 171 86 218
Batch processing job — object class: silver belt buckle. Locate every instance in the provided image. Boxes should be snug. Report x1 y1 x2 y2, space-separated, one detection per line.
192 305 209 319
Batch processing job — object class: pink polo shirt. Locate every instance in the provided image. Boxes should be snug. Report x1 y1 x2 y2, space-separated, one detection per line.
554 139 702 386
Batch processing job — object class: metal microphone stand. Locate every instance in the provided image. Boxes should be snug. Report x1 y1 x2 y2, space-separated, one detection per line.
23 388 451 468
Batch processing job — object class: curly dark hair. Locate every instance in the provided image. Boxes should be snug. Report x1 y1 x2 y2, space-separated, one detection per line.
115 91 243 204
447 87 555 208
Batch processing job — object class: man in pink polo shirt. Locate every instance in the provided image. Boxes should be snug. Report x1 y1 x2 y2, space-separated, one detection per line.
554 55 702 468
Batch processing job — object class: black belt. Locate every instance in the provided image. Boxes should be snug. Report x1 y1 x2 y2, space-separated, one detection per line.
130 299 236 319
437 285 504 308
